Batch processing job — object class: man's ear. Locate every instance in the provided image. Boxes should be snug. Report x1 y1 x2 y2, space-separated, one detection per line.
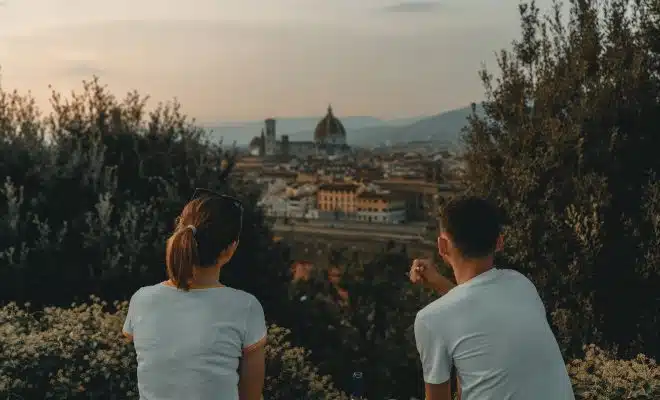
495 234 504 252
437 233 450 260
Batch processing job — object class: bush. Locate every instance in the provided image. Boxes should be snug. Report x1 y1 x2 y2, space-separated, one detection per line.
288 247 433 399
569 345 659 400
0 77 291 325
462 0 660 359
0 299 347 399
2 301 657 399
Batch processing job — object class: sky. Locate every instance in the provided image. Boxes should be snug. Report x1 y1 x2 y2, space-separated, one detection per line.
0 0 554 122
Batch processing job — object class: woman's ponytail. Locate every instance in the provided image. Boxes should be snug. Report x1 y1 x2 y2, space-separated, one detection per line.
165 225 199 291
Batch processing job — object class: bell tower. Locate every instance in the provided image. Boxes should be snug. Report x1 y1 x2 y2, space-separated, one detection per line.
264 118 276 156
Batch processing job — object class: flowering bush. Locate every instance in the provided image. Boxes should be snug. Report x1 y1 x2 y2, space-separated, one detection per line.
0 298 347 399
1 300 656 399
568 344 659 399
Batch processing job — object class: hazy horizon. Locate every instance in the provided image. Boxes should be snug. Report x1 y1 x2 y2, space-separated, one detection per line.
0 0 555 123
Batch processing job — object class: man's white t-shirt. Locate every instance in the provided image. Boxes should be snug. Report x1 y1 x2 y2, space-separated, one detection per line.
414 268 575 400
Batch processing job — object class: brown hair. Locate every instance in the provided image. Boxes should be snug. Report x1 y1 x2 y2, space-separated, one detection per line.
166 196 242 291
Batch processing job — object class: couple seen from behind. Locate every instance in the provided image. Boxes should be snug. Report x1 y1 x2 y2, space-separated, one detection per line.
122 190 574 400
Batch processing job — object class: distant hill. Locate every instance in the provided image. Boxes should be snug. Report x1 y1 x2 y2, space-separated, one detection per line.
201 105 483 147
346 105 483 147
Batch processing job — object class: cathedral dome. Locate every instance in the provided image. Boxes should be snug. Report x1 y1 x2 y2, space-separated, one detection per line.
248 135 264 151
314 105 346 143
248 136 262 148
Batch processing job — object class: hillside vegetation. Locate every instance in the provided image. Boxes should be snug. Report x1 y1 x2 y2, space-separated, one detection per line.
0 299 657 399
463 0 660 359
0 0 659 399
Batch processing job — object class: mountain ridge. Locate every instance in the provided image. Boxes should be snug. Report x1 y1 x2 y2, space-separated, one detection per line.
204 104 482 147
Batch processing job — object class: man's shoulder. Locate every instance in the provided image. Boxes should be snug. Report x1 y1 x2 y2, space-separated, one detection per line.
500 268 530 280
415 268 533 321
499 268 538 290
416 291 462 323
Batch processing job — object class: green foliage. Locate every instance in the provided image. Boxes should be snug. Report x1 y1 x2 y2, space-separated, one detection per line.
272 244 660 399
569 345 659 399
0 299 348 399
0 299 657 400
0 76 349 398
265 325 348 400
3 0 660 395
290 246 439 399
0 77 291 322
462 0 660 358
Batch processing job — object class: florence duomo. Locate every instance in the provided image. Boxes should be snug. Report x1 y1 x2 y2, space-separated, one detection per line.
248 104 350 158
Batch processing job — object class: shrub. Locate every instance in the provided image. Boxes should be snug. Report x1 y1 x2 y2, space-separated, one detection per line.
569 344 659 400
0 77 291 326
3 300 657 400
0 299 347 399
462 0 660 359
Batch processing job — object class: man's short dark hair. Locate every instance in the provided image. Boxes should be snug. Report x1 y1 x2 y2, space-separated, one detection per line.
439 196 502 258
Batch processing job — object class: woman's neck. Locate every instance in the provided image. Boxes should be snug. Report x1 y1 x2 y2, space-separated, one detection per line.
190 269 222 288
166 265 224 289
165 279 223 289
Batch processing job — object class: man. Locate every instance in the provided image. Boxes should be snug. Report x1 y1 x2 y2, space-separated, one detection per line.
410 196 575 400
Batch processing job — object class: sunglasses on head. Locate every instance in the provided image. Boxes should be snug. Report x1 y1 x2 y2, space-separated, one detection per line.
190 188 244 238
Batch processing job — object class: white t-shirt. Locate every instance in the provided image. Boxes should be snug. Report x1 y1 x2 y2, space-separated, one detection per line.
123 283 267 400
414 268 575 400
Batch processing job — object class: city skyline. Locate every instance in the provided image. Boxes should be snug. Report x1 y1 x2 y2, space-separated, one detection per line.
0 0 555 122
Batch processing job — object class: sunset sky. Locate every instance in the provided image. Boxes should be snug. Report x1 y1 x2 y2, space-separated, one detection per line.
0 0 554 122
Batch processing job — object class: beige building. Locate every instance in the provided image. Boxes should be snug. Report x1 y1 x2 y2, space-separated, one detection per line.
316 182 407 223
356 192 406 224
316 183 360 215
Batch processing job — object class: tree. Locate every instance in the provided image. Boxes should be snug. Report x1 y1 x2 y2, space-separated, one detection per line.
288 244 441 399
462 0 660 358
0 77 291 326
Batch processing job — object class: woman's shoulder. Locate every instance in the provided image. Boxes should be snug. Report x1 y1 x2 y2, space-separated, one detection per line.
126 282 171 303
133 282 165 294
222 286 260 304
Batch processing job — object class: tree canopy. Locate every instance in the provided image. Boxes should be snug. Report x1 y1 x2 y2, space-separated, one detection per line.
0 77 291 322
463 0 660 358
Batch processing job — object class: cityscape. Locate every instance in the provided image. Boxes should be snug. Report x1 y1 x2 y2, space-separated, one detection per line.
241 107 458 220
232 106 465 269
0 0 658 399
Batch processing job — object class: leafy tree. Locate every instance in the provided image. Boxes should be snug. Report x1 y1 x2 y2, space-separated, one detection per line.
0 77 291 325
289 244 441 399
286 251 355 389
462 0 660 358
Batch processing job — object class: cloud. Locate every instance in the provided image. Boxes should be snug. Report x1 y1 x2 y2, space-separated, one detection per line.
60 61 104 77
64 61 103 77
381 1 445 13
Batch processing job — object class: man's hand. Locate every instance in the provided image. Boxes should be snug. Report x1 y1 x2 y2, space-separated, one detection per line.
409 259 456 295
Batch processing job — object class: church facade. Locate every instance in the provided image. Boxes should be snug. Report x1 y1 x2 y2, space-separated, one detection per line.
248 105 350 158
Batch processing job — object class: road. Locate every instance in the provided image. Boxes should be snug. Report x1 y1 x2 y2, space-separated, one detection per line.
272 223 434 245
272 223 438 263
292 219 428 234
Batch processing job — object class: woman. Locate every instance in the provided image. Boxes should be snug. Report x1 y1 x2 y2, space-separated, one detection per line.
122 189 266 400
